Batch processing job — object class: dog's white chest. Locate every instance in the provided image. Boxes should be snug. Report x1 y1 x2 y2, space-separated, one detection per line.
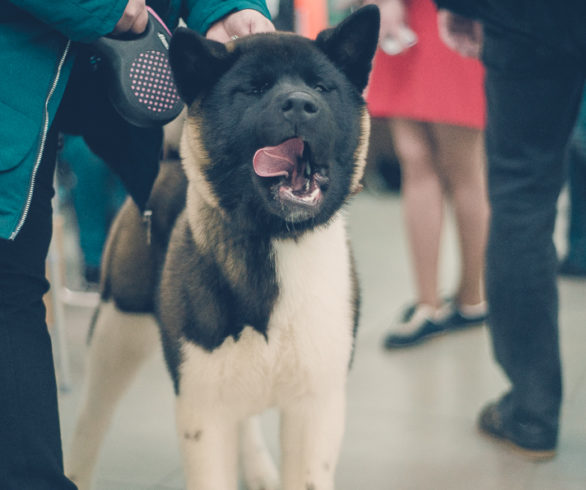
178 215 355 417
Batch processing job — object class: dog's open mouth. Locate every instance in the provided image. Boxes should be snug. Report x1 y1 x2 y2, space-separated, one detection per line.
253 138 328 208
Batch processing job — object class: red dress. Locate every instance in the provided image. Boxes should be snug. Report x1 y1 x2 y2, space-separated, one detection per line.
366 0 485 129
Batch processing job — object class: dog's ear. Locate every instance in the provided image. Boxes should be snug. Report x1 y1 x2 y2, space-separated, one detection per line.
315 5 380 92
169 27 232 105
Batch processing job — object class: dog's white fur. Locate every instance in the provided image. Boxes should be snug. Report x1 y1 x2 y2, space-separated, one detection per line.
66 212 354 490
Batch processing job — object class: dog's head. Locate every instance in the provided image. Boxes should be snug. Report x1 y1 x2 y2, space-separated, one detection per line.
169 6 379 235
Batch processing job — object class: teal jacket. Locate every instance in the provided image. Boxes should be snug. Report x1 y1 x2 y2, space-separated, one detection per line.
0 0 270 240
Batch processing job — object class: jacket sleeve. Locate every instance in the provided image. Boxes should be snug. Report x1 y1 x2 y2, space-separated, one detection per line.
7 0 129 42
181 0 272 35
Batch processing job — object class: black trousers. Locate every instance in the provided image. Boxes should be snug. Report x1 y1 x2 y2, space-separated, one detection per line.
0 126 77 489
482 24 586 432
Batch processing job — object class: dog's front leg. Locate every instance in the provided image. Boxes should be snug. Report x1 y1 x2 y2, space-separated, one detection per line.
176 399 239 490
280 387 346 490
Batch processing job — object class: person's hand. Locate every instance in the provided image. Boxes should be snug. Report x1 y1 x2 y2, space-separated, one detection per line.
206 9 275 43
112 0 148 36
364 0 414 54
377 0 408 45
437 9 483 58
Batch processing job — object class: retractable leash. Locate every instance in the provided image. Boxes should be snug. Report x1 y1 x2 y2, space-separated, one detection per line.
92 7 183 128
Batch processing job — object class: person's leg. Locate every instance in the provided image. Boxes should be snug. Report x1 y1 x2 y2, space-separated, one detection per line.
0 127 77 489
431 123 488 307
383 119 452 348
481 25 585 454
60 135 125 285
61 135 111 274
390 118 444 309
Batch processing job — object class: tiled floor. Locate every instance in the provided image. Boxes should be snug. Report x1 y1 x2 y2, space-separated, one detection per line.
51 187 586 489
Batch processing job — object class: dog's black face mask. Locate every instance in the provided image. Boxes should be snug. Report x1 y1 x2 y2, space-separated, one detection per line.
169 6 380 235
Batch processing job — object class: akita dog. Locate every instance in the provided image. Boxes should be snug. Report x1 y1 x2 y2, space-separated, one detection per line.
66 6 379 490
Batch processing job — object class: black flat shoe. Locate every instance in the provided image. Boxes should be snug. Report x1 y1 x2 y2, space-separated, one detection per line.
383 304 445 349
478 400 557 461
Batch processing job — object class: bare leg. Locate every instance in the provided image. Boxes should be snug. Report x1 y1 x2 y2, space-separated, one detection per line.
65 302 159 490
390 118 444 308
431 123 488 307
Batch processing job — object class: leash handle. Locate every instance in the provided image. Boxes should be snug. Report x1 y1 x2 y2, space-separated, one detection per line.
92 7 183 128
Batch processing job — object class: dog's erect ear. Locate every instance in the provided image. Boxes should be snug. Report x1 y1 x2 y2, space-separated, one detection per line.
169 27 231 105
315 5 380 92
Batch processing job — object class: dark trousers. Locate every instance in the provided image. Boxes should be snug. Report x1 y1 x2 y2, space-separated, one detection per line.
0 126 77 490
482 25 586 432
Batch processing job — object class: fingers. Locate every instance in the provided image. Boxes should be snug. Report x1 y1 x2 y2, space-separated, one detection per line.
112 0 148 36
206 9 274 43
205 22 230 43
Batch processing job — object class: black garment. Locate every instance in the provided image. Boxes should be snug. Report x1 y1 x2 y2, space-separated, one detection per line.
0 126 77 490
53 0 175 212
435 0 586 54
56 48 163 213
478 10 585 434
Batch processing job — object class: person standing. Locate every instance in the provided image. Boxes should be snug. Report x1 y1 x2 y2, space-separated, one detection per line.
0 1 273 488
365 0 489 348
435 0 586 459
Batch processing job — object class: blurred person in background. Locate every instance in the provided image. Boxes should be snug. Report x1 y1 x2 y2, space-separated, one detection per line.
57 135 126 289
364 0 489 349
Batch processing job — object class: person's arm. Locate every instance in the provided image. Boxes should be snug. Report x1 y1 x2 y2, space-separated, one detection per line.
8 0 147 41
182 0 273 40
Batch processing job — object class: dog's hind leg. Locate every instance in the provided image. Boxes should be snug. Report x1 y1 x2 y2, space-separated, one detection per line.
65 301 159 490
240 416 280 490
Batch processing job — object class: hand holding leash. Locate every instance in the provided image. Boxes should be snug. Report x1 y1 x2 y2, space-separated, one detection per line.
93 7 183 128
112 0 148 36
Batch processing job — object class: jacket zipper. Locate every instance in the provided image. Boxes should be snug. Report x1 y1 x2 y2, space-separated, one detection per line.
9 39 71 240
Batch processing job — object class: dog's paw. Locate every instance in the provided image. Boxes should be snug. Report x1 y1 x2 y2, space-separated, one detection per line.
242 453 280 490
244 474 280 490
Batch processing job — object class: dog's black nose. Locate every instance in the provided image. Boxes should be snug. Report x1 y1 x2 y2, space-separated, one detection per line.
282 92 319 121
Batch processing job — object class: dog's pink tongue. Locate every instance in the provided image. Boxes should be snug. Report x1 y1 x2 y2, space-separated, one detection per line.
253 138 304 177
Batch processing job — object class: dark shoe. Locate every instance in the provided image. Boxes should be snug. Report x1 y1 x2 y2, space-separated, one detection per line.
558 259 586 278
478 400 557 461
383 304 444 349
83 265 101 292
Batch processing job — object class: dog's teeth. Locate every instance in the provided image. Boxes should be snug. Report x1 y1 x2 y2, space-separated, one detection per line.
304 180 310 192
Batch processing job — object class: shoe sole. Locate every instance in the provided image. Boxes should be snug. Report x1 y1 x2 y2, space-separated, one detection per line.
478 425 556 462
383 322 484 350
383 328 448 349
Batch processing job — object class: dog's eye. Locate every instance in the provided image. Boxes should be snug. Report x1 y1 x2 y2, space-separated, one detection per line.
313 83 329 93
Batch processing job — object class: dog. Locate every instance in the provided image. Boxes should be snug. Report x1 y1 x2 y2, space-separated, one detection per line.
65 6 379 490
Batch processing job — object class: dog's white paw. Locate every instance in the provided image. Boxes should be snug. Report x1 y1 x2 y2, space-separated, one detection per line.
242 453 280 490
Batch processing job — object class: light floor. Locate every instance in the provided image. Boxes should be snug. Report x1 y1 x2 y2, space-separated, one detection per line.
52 187 586 490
